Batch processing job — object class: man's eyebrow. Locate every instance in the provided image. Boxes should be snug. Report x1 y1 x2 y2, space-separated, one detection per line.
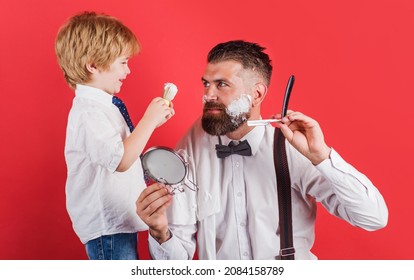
201 77 231 84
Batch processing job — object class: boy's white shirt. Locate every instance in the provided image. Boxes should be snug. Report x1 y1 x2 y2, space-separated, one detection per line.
65 84 147 244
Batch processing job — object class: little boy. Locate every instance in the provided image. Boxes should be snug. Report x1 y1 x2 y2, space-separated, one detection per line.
55 11 174 259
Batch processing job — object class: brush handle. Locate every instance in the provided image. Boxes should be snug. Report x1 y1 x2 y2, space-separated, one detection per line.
163 99 171 106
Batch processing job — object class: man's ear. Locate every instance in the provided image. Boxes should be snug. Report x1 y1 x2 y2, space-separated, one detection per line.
85 63 98 74
252 82 268 107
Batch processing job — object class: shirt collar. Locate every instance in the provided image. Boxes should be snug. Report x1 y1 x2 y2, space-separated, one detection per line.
75 84 114 108
241 125 265 156
221 124 265 156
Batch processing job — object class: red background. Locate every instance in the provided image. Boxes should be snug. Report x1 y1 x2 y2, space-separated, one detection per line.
0 0 412 260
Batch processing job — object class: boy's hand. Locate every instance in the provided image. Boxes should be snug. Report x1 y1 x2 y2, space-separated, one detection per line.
142 97 175 128
136 183 172 244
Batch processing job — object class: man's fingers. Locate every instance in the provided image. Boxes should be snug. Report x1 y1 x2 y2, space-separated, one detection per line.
137 184 170 214
285 112 316 126
146 193 171 217
277 122 294 142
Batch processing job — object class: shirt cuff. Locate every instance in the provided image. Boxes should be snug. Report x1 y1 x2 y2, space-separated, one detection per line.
315 148 353 184
317 147 376 193
148 230 175 260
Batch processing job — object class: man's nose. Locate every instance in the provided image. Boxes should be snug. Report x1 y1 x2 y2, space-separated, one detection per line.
204 86 218 101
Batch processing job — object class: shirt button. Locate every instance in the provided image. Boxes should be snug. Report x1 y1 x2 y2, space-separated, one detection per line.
237 192 242 197
243 252 249 256
240 222 246 227
235 162 240 167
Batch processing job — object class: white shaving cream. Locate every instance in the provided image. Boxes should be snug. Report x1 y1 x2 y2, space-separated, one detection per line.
226 94 252 124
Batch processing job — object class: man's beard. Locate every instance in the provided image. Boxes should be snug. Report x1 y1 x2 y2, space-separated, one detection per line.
201 101 250 136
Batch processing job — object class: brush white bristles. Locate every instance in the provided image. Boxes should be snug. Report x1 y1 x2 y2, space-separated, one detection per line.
163 83 178 106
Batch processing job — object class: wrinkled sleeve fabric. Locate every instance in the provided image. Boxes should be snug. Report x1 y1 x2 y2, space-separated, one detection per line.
76 111 124 173
289 144 388 231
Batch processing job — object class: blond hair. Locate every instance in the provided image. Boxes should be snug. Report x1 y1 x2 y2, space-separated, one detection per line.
55 11 140 89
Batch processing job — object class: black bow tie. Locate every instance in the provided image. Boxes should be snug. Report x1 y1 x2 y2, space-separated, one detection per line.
215 139 252 158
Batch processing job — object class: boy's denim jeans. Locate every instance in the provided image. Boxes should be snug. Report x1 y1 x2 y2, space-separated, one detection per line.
85 232 139 260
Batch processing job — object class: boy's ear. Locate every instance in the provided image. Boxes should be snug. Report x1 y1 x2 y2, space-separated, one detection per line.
85 63 98 74
252 82 268 107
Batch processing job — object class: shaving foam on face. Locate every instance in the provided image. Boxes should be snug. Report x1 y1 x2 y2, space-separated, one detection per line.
226 94 252 118
226 94 252 124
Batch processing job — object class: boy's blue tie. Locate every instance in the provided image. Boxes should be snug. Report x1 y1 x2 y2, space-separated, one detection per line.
112 96 134 133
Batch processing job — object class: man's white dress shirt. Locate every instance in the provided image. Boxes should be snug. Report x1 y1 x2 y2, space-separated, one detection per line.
149 118 388 259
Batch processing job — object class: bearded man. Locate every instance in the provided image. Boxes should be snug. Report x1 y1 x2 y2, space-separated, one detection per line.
136 40 388 260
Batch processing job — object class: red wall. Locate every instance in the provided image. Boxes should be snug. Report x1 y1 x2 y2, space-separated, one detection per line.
0 0 412 260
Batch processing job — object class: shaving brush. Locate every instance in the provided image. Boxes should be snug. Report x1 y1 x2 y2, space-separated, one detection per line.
163 83 178 106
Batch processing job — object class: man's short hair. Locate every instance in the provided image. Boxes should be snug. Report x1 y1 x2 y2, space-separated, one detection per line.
55 11 140 89
207 40 273 86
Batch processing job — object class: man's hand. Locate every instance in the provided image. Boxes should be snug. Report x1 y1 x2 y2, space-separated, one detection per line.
274 111 331 165
136 183 173 243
